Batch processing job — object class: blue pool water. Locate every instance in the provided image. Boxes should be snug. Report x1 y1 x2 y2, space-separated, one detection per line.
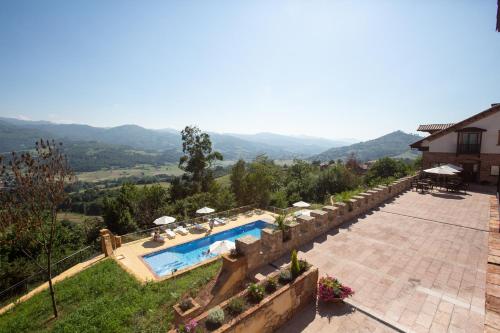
143 220 271 277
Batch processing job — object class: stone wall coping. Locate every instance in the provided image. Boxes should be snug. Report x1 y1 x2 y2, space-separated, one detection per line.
236 235 259 245
310 210 327 216
297 215 314 222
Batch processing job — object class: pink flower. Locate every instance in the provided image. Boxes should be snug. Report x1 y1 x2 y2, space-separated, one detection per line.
185 319 198 332
317 275 354 302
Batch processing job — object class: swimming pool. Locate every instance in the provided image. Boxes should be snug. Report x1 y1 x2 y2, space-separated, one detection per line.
142 220 271 277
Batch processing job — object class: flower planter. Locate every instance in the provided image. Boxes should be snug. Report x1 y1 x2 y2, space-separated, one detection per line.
317 275 354 304
169 266 318 333
173 297 202 324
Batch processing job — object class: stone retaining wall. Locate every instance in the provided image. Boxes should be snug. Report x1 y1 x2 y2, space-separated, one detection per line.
236 175 417 273
185 267 318 333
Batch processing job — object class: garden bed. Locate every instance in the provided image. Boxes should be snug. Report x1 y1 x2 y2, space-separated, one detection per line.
171 259 318 333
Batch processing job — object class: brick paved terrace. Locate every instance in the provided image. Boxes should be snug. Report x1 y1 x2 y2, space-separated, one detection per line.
277 185 494 333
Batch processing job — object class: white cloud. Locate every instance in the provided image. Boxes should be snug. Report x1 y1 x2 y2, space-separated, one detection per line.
15 114 31 121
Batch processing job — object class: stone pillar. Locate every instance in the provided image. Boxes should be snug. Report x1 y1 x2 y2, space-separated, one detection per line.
288 222 302 249
114 235 122 248
322 205 339 226
235 235 262 271
366 190 378 207
311 210 328 234
297 215 315 242
99 229 114 257
334 202 347 224
261 228 284 262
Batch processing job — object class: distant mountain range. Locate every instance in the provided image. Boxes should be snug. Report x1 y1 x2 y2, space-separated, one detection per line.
0 118 354 171
310 130 422 162
0 117 421 172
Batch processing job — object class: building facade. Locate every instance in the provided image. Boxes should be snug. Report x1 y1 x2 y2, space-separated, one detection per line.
411 104 500 184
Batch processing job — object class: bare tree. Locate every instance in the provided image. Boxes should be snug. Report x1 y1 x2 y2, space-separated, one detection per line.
0 139 74 318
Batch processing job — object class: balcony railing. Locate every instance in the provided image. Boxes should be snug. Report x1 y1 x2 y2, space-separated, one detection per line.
457 143 480 154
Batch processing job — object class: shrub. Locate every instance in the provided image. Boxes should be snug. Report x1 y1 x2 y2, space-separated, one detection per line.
206 306 225 328
227 297 246 316
229 248 240 258
298 259 310 273
291 250 301 279
318 275 354 302
278 269 292 284
265 277 278 293
247 283 265 303
179 298 194 312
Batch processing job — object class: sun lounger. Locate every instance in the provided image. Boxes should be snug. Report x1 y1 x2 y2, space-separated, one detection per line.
174 226 189 235
192 223 208 231
215 217 227 225
165 229 176 239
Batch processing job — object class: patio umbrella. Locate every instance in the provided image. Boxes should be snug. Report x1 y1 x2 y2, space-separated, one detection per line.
443 163 463 172
196 206 215 214
423 166 459 176
209 240 235 255
153 216 176 226
293 201 311 208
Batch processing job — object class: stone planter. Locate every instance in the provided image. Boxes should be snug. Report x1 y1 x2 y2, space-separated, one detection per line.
173 297 202 324
175 267 319 333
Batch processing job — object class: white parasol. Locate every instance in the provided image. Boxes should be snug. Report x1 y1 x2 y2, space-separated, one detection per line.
196 206 215 214
423 165 460 176
153 216 176 226
293 201 311 208
209 240 235 255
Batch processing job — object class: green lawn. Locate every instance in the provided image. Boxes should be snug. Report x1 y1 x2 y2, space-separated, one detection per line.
0 259 221 333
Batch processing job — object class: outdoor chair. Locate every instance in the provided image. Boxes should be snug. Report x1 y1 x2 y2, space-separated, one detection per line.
192 223 208 232
174 226 189 235
165 229 176 239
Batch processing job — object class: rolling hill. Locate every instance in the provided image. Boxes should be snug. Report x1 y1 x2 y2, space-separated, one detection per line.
310 131 422 162
0 118 358 171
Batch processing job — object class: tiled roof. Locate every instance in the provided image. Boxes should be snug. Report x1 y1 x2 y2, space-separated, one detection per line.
417 123 455 132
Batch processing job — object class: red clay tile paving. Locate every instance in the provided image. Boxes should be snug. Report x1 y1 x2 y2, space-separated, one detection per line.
277 186 494 333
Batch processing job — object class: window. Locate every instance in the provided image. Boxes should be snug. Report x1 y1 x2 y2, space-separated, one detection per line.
457 131 481 154
458 132 480 145
492 166 500 176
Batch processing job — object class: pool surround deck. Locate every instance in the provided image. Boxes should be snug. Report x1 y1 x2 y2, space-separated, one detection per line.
113 211 277 282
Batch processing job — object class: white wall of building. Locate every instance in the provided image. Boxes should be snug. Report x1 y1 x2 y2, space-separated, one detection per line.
429 111 500 154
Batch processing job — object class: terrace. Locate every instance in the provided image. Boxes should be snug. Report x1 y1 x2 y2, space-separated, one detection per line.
275 185 493 332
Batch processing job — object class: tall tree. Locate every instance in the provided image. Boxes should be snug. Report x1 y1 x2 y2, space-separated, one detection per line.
178 126 223 193
230 159 247 205
0 140 74 318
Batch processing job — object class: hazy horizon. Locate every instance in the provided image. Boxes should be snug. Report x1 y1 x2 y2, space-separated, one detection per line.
1 1 499 141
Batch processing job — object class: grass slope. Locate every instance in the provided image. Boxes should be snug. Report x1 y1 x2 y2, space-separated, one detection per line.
0 259 221 333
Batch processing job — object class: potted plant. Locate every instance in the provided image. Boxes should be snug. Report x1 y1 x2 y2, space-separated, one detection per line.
318 275 354 303
173 297 201 324
275 213 291 241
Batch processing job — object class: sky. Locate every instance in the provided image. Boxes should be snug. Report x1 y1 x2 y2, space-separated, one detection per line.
0 1 499 141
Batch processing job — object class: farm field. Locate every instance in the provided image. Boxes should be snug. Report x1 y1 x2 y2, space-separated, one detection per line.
75 164 184 182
